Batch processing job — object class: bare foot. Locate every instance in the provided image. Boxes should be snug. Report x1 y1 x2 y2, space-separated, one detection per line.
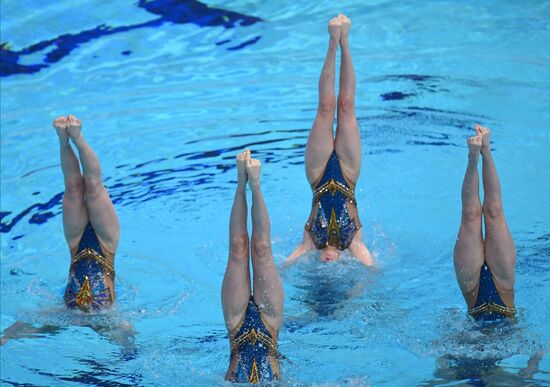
467 135 482 160
328 15 341 43
236 149 250 185
67 114 82 142
475 123 491 155
53 116 69 144
339 13 351 46
246 156 261 189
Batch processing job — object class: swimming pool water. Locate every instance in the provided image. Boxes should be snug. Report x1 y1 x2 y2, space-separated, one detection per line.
1 1 550 385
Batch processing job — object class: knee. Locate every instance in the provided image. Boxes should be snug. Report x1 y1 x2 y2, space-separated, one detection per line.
83 175 105 198
64 177 84 196
484 202 504 220
338 95 354 114
251 238 272 261
318 96 336 116
462 206 482 223
230 236 249 261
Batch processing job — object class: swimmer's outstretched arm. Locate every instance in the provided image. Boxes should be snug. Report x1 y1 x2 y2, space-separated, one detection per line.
519 351 545 379
1 320 135 352
348 229 374 267
0 321 62 345
349 243 374 267
285 230 314 264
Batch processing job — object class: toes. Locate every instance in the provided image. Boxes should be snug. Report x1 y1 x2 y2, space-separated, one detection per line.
467 135 482 145
237 150 249 160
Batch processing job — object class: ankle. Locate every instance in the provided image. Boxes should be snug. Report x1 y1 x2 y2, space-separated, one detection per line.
249 180 261 191
468 153 480 163
481 146 492 158
59 137 70 147
70 134 84 147
340 37 349 48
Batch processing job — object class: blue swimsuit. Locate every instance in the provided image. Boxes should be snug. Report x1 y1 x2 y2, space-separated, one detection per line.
306 151 361 250
228 298 279 384
468 264 515 320
64 223 115 312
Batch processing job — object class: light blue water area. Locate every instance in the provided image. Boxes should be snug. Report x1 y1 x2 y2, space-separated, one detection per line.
1 0 550 385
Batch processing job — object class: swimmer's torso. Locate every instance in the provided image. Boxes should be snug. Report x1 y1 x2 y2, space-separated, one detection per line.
226 298 280 384
468 263 515 321
306 151 361 250
64 223 115 312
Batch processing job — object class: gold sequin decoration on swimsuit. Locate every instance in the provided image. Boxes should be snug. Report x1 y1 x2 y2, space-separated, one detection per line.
71 247 115 278
327 208 340 247
468 302 516 318
231 327 278 355
75 276 94 308
313 178 356 203
248 359 260 384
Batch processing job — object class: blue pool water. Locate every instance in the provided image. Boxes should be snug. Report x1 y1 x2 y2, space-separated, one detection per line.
1 0 550 385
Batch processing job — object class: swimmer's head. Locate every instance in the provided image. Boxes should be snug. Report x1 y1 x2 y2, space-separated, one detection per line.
320 246 340 262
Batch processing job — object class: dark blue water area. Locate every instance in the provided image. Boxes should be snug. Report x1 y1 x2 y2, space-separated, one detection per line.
0 0 262 77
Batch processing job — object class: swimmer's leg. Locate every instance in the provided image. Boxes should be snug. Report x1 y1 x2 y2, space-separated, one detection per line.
68 115 120 252
247 157 283 331
334 14 361 184
221 150 252 332
54 116 88 249
479 125 516 301
305 16 340 185
453 134 485 307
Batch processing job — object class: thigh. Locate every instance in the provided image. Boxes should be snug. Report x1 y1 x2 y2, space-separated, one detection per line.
63 189 89 249
305 115 335 185
221 254 251 332
85 188 120 252
453 218 484 305
251 252 283 331
484 215 516 290
334 119 361 183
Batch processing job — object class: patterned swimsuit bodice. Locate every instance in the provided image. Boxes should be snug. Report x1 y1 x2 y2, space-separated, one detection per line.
306 151 360 250
229 298 279 384
64 223 115 312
